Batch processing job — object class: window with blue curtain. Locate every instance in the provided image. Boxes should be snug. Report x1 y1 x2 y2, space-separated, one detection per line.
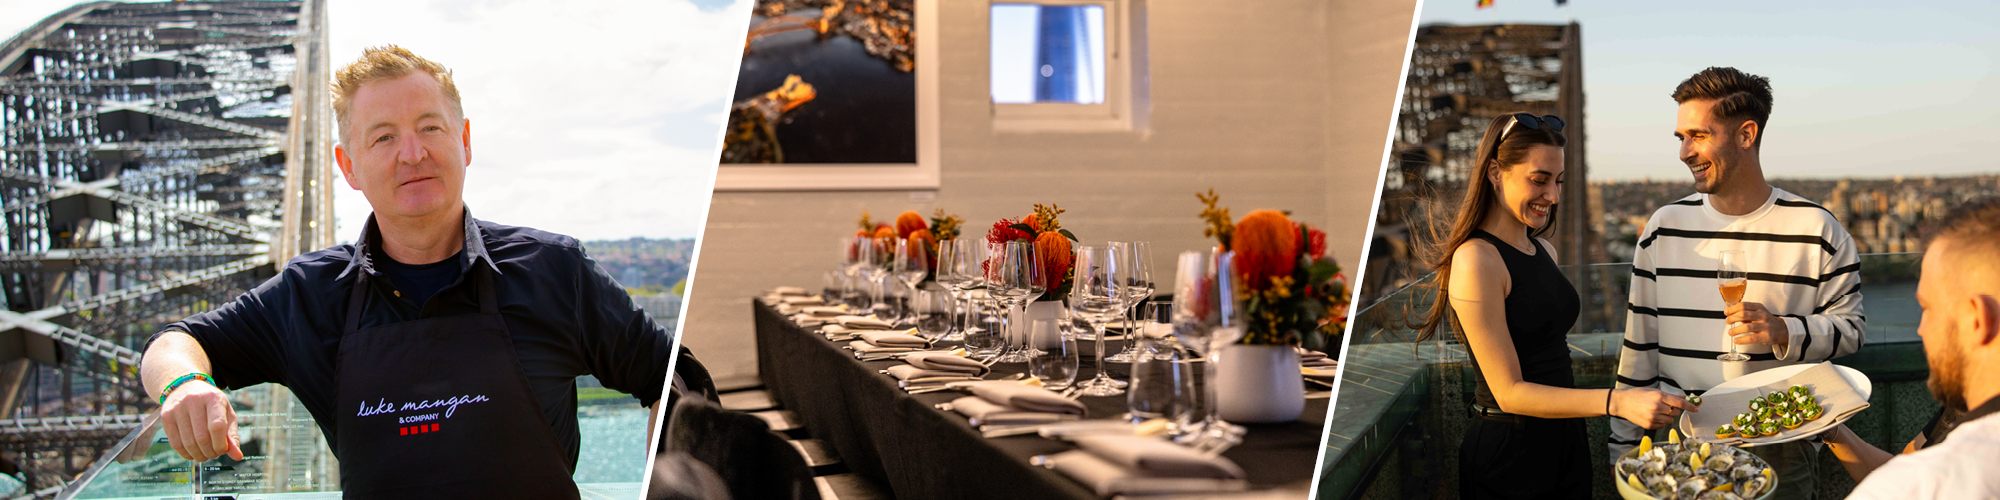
990 4 1107 105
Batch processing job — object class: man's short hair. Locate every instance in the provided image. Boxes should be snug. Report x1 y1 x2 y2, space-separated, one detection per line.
332 45 462 144
1671 67 1773 148
1925 197 2000 266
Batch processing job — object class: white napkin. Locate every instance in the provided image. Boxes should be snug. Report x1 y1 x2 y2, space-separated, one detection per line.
836 315 896 330
1043 450 1248 498
886 364 983 381
949 396 1077 426
781 295 824 306
966 381 1086 416
902 352 990 376
848 340 917 355
798 306 850 317
1297 348 1335 368
859 331 928 348
1069 434 1246 479
772 286 808 296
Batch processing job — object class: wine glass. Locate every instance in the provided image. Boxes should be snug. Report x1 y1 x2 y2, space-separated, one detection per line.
986 240 1045 363
892 237 929 325
935 239 984 342
1717 250 1750 365
1104 241 1154 364
1171 250 1243 444
851 236 889 315
1070 245 1127 397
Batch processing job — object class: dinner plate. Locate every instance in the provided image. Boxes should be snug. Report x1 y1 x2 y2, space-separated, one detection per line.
1675 363 1871 447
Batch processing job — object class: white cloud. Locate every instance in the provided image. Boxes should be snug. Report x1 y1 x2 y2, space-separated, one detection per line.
329 0 748 242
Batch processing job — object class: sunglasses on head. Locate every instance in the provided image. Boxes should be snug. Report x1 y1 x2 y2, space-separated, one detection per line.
1498 113 1565 141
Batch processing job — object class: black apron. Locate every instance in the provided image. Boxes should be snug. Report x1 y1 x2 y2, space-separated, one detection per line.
335 265 580 499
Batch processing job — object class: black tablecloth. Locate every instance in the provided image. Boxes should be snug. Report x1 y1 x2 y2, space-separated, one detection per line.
752 300 1325 499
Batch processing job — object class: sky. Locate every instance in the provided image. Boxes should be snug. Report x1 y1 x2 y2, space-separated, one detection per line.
1417 0 2000 181
0 0 749 242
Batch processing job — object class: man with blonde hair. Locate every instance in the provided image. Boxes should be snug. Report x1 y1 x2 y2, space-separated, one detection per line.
1845 198 2000 499
139 46 710 499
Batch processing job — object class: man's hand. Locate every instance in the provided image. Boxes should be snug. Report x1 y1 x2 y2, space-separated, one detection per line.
1725 301 1789 347
160 381 243 462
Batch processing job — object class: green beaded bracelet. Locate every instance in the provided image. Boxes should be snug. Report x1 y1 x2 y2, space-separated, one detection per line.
159 372 214 405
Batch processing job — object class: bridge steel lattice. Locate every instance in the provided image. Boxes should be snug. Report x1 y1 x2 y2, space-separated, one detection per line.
0 0 331 494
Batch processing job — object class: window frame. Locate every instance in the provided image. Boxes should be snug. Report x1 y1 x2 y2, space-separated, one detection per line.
987 0 1138 133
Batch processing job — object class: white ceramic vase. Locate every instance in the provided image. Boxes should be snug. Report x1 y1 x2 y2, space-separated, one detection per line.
1023 300 1065 349
1213 343 1306 423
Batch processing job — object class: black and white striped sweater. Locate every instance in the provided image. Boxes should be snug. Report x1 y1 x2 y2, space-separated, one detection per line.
1607 188 1865 456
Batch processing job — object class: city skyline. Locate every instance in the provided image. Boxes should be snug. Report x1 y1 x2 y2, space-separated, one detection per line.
1418 0 2000 182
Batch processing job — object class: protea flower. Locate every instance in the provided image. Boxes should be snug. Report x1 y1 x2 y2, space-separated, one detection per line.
1034 231 1073 289
1233 210 1298 291
908 228 937 269
896 211 928 238
1305 227 1327 260
987 218 1029 244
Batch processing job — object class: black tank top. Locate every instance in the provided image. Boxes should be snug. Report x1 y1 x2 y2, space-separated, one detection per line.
1463 229 1580 410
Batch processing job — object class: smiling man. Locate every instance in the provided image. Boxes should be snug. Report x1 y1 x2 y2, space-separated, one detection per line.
1608 67 1865 500
138 46 712 499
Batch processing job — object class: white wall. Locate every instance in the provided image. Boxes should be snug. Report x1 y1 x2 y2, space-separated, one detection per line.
683 0 1418 387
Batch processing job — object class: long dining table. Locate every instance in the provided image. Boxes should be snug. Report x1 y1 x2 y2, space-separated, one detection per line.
751 298 1328 499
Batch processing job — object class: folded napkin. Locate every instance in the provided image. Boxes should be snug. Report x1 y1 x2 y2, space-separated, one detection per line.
822 324 901 337
848 340 917 355
949 396 1076 426
797 306 850 317
1297 348 1335 368
1043 450 1247 498
772 286 808 296
902 352 990 376
835 315 896 330
966 381 1087 416
1069 434 1246 479
859 331 928 348
886 364 983 381
781 295 825 305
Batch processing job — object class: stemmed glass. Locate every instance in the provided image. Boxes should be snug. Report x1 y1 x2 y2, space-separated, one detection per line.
1104 241 1154 365
891 238 928 325
1717 250 1750 367
1070 245 1128 397
986 240 1045 363
852 236 890 316
1171 250 1244 445
933 239 979 341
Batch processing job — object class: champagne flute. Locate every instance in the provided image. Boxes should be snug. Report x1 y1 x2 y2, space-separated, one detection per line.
1717 250 1751 365
1070 245 1127 397
892 237 928 325
1104 241 1154 365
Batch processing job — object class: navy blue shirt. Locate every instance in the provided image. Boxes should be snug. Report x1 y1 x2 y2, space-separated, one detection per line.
377 249 463 308
152 211 712 470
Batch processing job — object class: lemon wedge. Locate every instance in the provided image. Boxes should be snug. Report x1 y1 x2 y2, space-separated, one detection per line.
1639 435 1653 454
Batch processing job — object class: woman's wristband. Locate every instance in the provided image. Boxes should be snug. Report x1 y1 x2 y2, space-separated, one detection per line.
1605 388 1614 417
159 372 214 405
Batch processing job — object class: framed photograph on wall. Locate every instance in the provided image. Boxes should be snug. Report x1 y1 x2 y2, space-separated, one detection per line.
713 0 940 191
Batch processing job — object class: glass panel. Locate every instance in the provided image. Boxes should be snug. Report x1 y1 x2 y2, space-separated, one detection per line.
990 4 1107 104
62 382 648 499
1351 253 1922 344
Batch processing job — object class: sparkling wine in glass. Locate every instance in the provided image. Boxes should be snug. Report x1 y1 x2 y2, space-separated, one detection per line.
1717 250 1751 364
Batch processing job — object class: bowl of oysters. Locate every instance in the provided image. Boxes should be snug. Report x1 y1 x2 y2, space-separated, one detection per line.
1614 430 1775 500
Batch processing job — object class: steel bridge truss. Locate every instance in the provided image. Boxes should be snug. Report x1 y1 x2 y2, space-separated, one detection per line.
0 0 331 493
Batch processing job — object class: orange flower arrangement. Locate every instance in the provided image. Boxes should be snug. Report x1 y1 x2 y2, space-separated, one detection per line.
1233 210 1299 291
987 204 1079 300
1198 190 1350 349
895 211 928 237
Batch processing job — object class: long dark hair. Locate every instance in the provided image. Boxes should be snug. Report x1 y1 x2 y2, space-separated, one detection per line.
1409 113 1568 342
